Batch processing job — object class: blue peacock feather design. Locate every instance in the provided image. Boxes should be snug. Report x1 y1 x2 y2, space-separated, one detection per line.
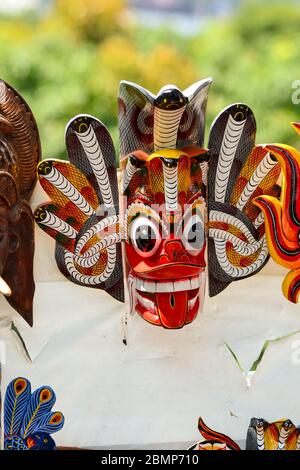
4 377 65 450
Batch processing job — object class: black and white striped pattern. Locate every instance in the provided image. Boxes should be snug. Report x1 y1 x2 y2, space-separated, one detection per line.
36 114 124 300
209 230 263 256
215 114 246 202
64 244 117 284
69 213 120 280
119 78 212 159
40 208 120 279
75 214 119 254
213 237 268 278
78 233 121 259
40 211 77 238
253 212 265 229
256 426 265 451
209 210 268 278
121 159 138 193
162 162 178 212
277 425 292 450
153 107 186 151
76 125 113 207
62 123 121 285
42 165 94 216
199 161 208 186
236 152 277 210
73 233 121 269
209 211 255 242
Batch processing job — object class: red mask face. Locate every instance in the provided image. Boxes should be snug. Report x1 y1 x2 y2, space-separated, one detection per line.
122 147 208 328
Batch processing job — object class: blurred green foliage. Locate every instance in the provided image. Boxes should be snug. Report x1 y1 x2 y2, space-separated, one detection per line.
0 0 299 160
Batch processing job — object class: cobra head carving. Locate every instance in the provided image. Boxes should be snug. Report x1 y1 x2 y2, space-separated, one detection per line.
0 80 41 326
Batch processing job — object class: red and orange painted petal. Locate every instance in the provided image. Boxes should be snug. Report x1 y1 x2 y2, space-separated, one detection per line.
180 146 209 158
198 418 240 451
264 423 280 450
292 122 300 136
282 268 300 303
265 144 300 239
253 195 300 269
286 428 299 450
131 149 150 162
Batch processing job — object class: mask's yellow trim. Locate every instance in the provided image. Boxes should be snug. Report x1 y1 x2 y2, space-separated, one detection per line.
147 148 188 161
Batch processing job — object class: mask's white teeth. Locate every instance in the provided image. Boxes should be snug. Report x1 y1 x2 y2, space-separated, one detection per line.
173 279 193 292
136 292 156 312
0 277 11 297
142 279 156 293
190 277 199 289
188 295 198 309
133 275 202 294
156 281 173 293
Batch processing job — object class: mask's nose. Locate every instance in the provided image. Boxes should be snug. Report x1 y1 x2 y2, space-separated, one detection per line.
159 239 190 263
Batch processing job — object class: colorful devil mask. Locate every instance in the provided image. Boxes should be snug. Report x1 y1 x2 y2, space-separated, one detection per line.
34 79 281 329
0 80 40 326
118 80 213 328
121 147 208 328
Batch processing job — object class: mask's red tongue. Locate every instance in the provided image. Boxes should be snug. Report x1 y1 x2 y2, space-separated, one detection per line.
156 290 188 328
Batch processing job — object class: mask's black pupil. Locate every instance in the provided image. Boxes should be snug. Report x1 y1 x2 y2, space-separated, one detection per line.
187 221 204 248
136 225 156 252
188 222 201 243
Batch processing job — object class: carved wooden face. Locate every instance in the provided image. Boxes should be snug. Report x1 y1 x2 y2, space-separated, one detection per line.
0 79 41 325
0 144 17 277
0 190 35 323
122 147 208 328
0 201 10 274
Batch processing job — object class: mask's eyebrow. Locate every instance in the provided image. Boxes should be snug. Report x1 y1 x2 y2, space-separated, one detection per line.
175 197 205 236
124 201 169 240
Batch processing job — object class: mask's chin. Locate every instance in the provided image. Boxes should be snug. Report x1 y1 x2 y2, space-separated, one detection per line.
132 273 204 328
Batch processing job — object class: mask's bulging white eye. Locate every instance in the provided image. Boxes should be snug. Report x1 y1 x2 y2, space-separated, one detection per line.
129 216 161 257
182 213 204 254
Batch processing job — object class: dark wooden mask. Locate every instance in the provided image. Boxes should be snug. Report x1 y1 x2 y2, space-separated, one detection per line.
0 80 41 326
